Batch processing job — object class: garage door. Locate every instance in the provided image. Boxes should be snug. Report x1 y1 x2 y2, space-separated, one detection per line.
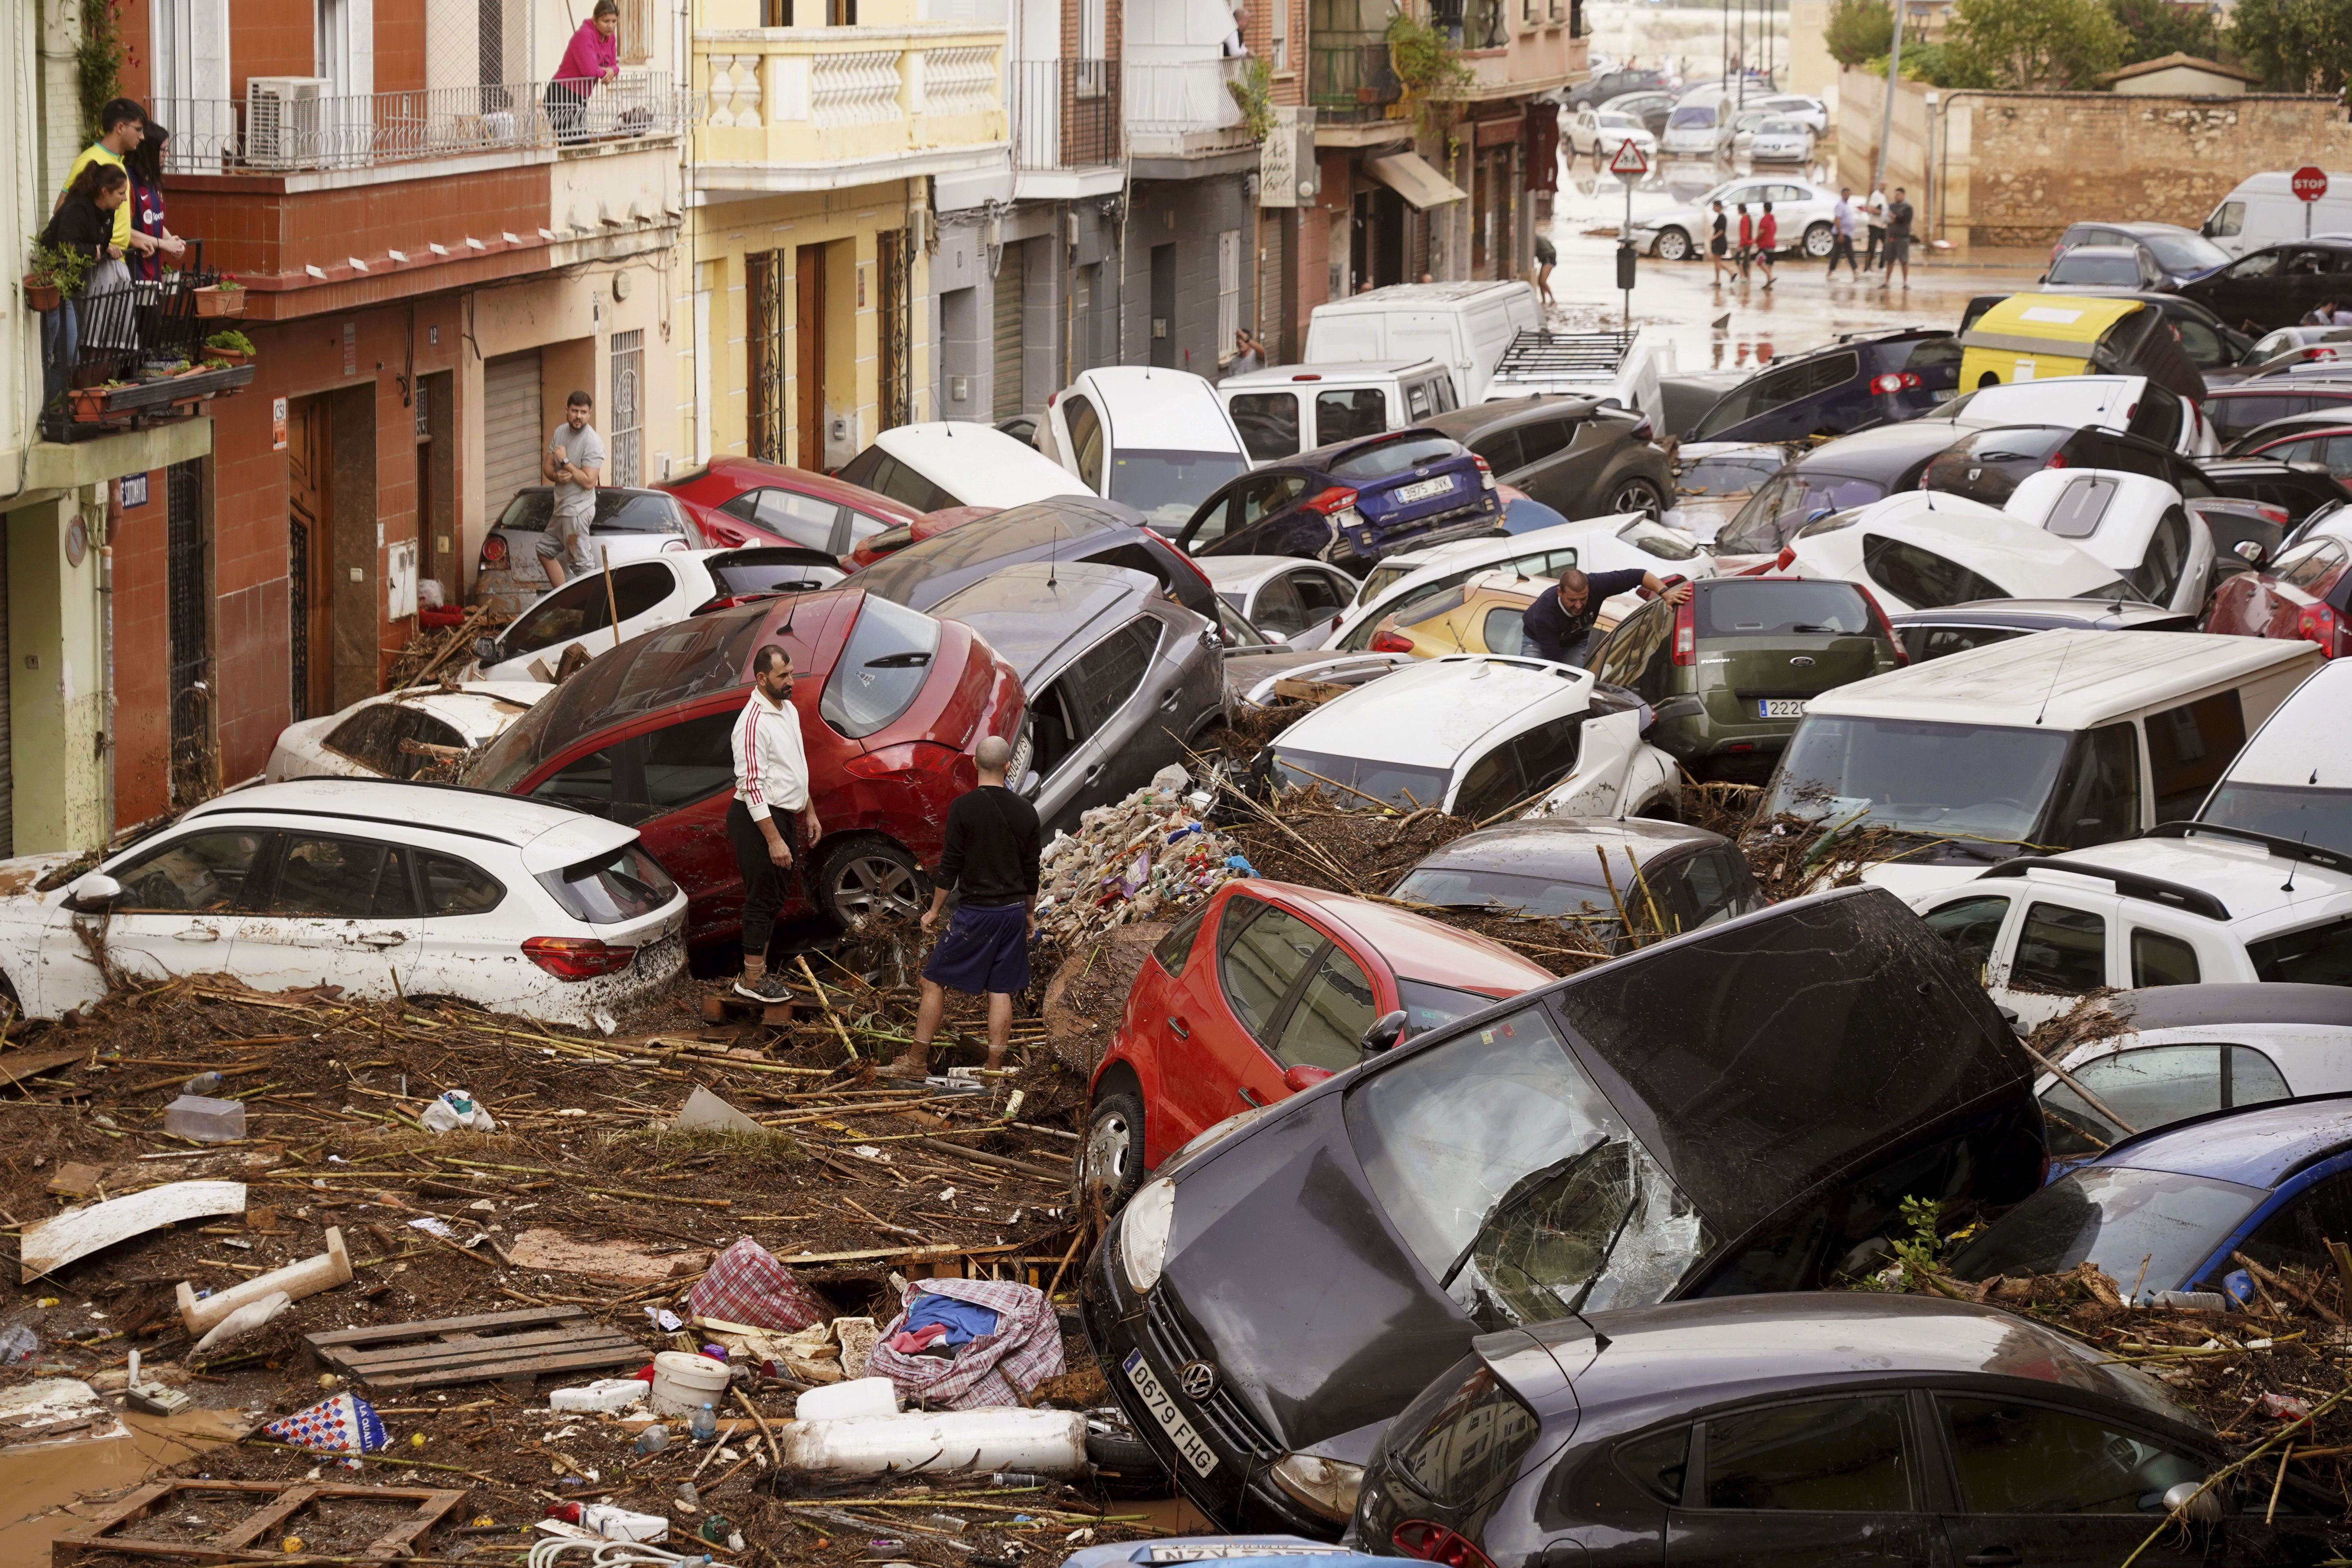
992 242 1026 420
0 524 14 856
481 351 544 521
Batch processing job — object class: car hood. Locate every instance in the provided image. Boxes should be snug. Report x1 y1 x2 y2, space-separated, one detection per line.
0 851 102 910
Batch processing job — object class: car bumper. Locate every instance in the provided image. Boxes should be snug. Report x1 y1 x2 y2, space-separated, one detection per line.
1342 497 1503 567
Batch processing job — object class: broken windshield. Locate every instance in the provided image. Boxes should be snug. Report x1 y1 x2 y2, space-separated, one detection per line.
1342 1004 1714 1332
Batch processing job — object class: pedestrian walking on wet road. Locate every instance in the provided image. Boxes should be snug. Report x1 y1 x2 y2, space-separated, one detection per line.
1880 187 1915 290
1708 200 1732 286
1755 202 1778 290
1735 203 1754 281
728 644 821 1003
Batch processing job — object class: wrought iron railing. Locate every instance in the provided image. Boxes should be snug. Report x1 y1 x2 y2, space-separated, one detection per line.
1308 39 1401 117
68 246 223 382
1008 58 1122 169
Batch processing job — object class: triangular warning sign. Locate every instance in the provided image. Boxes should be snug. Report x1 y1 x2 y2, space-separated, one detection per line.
1608 140 1649 178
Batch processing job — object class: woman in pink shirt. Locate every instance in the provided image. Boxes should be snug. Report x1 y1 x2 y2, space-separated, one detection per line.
547 0 620 145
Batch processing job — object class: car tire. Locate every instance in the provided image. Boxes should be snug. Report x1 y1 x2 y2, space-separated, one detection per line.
1655 227 1692 262
813 835 927 929
1086 1424 1168 1477
1607 476 1666 520
1077 1091 1147 1214
1802 221 1835 259
1635 796 1680 822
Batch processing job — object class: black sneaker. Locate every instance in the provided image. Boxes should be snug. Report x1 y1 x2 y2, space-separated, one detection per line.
733 971 792 1003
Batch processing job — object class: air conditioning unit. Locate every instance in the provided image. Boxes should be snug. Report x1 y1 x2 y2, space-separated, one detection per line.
245 77 330 170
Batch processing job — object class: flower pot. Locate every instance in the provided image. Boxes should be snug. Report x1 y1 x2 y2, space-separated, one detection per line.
21 277 60 313
67 388 110 420
206 348 250 368
195 287 246 318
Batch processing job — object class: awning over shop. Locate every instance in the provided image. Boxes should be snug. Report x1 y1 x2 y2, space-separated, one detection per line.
1366 151 1467 209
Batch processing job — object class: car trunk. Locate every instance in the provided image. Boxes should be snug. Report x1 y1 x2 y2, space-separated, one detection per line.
1705 633 1887 719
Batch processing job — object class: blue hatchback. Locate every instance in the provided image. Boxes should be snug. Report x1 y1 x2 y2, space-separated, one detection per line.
1169 429 1500 570
1951 1094 2352 1307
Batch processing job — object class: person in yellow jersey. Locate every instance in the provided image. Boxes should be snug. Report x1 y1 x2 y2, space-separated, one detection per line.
61 101 164 267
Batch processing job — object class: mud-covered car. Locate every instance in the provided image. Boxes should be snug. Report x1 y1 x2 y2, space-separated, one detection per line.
1080 886 2045 1536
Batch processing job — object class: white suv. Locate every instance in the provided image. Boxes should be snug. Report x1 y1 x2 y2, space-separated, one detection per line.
0 779 688 1026
1911 823 2352 1028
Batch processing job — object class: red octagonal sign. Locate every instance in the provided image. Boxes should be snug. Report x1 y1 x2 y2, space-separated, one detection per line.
2295 166 2329 202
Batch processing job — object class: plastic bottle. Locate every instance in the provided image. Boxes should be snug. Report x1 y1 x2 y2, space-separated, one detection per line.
184 1071 223 1095
689 1402 718 1444
988 1471 1049 1488
632 1423 671 1455
674 1482 699 1510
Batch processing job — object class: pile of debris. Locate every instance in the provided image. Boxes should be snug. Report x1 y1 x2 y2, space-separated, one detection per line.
1034 768 1244 946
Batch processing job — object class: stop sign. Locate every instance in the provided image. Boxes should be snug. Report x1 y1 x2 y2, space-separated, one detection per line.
2294 165 2329 202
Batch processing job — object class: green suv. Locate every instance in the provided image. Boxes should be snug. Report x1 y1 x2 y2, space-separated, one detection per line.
1587 576 1904 783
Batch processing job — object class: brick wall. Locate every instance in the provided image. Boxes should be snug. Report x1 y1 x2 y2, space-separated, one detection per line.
112 474 171 825
169 166 554 286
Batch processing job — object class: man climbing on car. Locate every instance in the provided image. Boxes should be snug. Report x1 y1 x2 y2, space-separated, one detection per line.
1522 566 1691 668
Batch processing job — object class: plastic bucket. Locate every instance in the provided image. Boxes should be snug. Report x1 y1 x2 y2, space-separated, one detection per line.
649 1350 730 1416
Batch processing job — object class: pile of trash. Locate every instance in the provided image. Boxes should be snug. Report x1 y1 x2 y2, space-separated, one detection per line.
1033 766 1249 945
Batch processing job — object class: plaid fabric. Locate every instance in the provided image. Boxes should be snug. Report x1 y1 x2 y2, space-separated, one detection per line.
263 1393 387 1455
686 1237 826 1332
864 1277 1065 1410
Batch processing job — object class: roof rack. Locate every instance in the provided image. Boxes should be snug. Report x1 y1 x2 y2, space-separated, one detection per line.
2145 820 2352 878
1492 328 1635 376
1979 855 2232 921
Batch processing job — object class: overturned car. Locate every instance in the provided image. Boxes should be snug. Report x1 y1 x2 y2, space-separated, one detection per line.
1079 886 2046 1537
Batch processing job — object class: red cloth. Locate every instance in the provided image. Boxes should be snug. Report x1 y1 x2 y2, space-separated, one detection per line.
686 1237 826 1331
555 18 617 86
1757 215 1778 250
1523 103 1559 192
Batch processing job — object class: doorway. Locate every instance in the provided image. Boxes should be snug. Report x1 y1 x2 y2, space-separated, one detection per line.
286 395 333 722
1149 243 1175 370
415 371 453 608
796 244 825 468
165 458 209 805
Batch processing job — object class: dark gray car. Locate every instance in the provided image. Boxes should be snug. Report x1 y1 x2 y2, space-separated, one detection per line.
844 496 1220 622
1419 395 1676 522
1391 817 1763 951
927 562 1227 835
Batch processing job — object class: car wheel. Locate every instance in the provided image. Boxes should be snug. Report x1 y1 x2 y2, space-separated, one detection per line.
1635 796 1680 822
1655 227 1692 262
814 835 927 929
1086 1423 1168 1477
1077 1091 1147 1213
1802 221 1835 259
1609 476 1666 520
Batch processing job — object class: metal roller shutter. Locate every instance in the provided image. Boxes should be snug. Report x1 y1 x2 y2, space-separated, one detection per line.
0 529 13 856
992 243 1026 420
481 351 544 519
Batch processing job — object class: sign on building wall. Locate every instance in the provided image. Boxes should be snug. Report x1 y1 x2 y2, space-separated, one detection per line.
1260 107 1318 207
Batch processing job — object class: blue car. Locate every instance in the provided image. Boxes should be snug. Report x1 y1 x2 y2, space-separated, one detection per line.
1063 1541 1384 1568
1951 1094 2352 1307
1170 428 1500 570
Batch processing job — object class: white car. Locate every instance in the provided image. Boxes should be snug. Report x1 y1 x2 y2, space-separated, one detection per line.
1778 490 2127 612
1200 555 1362 644
473 487 702 617
835 422 1091 511
465 547 841 683
1567 108 1658 163
0 780 688 1025
1756 93 1828 134
1660 101 1731 159
1260 654 1684 821
2196 659 2352 853
1038 366 1254 531
1916 374 2220 458
1992 467 2217 615
1909 825 2352 1029
1744 116 1816 164
266 684 550 784
1631 177 1841 262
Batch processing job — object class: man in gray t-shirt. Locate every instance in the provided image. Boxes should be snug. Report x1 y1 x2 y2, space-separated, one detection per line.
539 390 605 587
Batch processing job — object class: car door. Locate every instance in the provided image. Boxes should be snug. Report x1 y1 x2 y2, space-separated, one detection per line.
1999 893 2123 1029
227 831 425 998
1246 572 1310 639
1499 415 1587 514
402 848 527 1003
1175 473 1258 556
1190 894 1380 1137
87 826 275 987
1918 891 2019 989
1665 1393 1939 1568
1031 619 1161 833
2193 247 2285 329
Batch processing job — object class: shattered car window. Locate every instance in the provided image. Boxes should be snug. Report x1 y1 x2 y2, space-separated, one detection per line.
1949 1166 2262 1302
1343 1005 1713 1331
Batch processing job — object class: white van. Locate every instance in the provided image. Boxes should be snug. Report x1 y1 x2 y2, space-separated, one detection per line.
835 422 1089 511
2203 171 2352 258
1303 281 1543 404
2196 659 2352 853
1755 629 2324 900
1216 359 1460 465
1036 366 1253 531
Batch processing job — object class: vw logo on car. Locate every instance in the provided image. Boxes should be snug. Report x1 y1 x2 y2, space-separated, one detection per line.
1177 1359 1220 1401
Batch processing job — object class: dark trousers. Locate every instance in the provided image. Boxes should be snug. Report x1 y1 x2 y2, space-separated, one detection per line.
545 82 590 144
1828 234 1858 275
726 798 802 960
1865 227 1885 269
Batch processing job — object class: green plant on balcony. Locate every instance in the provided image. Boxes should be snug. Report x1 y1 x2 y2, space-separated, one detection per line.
1385 9 1473 152
1226 55 1277 142
75 0 127 146
24 242 93 311
204 329 255 356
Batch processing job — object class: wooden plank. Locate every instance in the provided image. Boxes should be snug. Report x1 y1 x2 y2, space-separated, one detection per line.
23 1180 245 1283
1270 677 1354 704
213 1484 316 1550
0 1046 88 1091
54 1480 460 1567
326 1326 638 1375
305 1305 585 1349
363 1343 648 1391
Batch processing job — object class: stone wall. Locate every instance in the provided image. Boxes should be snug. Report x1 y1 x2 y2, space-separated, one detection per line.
1837 70 2352 247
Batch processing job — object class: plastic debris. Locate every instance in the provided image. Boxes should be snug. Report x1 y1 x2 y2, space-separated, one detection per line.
545 1501 668 1543
419 1089 495 1134
183 1071 223 1095
162 1094 246 1144
0 1325 37 1365
672 1086 763 1135
191 1289 290 1354
1033 770 1242 944
262 1392 388 1455
550 1378 649 1413
633 1423 671 1455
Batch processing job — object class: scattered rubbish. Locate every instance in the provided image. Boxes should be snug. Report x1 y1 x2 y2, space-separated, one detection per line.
510 1228 711 1283
778 1408 1090 1478
2152 1290 2226 1312
633 1423 672 1455
833 1316 879 1380
20 1178 246 1283
161 1092 247 1143
1032 773 1241 945
676 1481 699 1509
183 1071 223 1095
650 1349 732 1417
686 1237 826 1332
191 1288 291 1354
43 1161 103 1198
308 1305 643 1391
420 1088 497 1133
867 1279 1065 1410
690 1401 719 1443
550 1378 650 1413
262 1391 390 1455
0 1323 37 1364
2264 1391 2314 1421
672 1085 764 1135
698 1512 740 1548
59 1481 467 1567
177 1226 351 1334
545 1500 669 1543
989 1471 1049 1488
408 1216 458 1239
793 1376 898 1422
925 1075 988 1095
0 1376 129 1446
646 1307 685 1334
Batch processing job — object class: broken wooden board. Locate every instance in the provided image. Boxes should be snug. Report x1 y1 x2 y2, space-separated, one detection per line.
505 1228 710 1283
1269 676 1359 705
698 992 795 1027
0 1047 90 1094
21 1180 245 1283
305 1305 644 1392
42 1163 103 1200
52 1477 465 1565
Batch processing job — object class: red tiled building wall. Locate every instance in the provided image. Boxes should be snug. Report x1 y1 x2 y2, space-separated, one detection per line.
378 0 427 95
170 168 554 287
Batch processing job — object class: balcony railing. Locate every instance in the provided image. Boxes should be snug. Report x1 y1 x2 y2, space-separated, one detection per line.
1308 38 1401 118
41 244 254 443
1008 57 1121 170
695 27 1006 175
1124 57 1251 153
154 74 692 176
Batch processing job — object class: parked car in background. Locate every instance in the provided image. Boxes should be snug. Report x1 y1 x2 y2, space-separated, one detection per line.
1755 91 1828 131
2202 377 2352 444
0 780 688 1025
472 487 698 615
1419 395 1675 522
1660 99 1731 158
1302 281 1542 403
1709 422 1964 568
1038 366 1253 530
1888 597 2195 663
468 547 842 683
2229 324 2352 378
2053 220 2232 286
845 498 1221 621
464 588 1024 941
1200 556 1360 644
839 505 997 572
1759 630 2322 899
2224 408 2352 470
2195 660 2352 852
266 684 550 784
834 421 1089 511
926 563 1226 835
655 456 918 555
1777 491 2128 613
1566 65 1672 109
1169 428 1501 570
1259 655 1684 821
1664 441 1787 544
2182 237 2352 332
1687 329 1962 444
1743 114 1815 163
2041 242 2172 294
1632 177 1840 261
2202 169 2352 257
1599 88 1677 136
1587 576 1904 782
2202 504 2352 657
1950 1095 2352 1305
1390 816 1763 948
1565 107 1658 163
1082 887 2043 1534
1217 360 1459 465
1920 372 2218 457
1078 878 1552 1209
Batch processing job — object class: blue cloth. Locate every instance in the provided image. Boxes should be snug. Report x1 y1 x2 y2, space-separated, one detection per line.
902 1293 1002 1346
922 899 1031 995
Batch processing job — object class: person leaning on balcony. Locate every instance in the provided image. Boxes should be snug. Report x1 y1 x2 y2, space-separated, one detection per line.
1222 2 1250 57
38 162 128 406
548 0 621 146
124 121 190 287
61 100 164 266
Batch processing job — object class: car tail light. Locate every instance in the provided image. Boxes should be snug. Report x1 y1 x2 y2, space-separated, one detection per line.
521 937 637 980
2046 452 2068 470
1144 525 1219 599
1871 372 1902 394
1370 628 1415 653
1304 486 1361 516
1671 590 1696 665
693 592 778 615
481 535 508 566
1290 372 1324 381
1625 413 1654 442
2254 502 2291 525
2296 602 2343 656
1472 455 1498 492
1774 545 1798 572
1392 1522 1499 1568
1855 583 1908 664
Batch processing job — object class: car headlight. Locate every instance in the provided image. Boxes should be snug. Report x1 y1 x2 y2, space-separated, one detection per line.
1119 1176 1177 1294
1269 1452 1366 1522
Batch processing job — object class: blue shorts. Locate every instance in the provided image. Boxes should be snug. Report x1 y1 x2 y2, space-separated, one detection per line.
922 901 1031 996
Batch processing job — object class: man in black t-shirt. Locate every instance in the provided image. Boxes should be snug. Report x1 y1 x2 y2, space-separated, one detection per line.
885 735 1043 1077
1522 565 1691 667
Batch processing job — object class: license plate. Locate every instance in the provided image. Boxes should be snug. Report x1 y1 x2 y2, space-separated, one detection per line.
1394 475 1456 504
1124 1349 1220 1477
1758 698 1808 718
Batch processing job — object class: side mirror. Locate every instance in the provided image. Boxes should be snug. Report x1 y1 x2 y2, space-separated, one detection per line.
1360 1009 1410 1059
2163 1481 2225 1524
1281 1064 1336 1094
1018 769 1042 802
65 873 122 912
2235 539 2268 564
473 635 499 662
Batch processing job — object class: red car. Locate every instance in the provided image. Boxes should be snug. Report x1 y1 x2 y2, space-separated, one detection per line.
2204 515 2352 658
1082 880 1554 1205
465 588 1023 944
658 456 922 556
842 505 999 572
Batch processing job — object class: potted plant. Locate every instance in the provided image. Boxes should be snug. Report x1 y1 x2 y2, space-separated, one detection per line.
195 276 245 318
203 329 254 367
23 243 91 313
